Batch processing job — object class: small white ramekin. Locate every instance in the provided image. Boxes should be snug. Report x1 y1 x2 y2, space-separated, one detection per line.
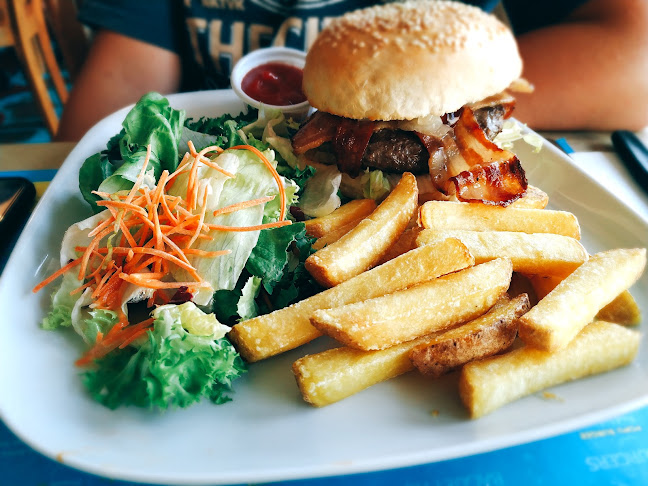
230 47 311 120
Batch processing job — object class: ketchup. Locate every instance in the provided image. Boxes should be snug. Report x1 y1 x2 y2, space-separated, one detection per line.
241 62 307 106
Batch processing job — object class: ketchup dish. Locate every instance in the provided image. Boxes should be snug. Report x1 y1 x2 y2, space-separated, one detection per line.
231 47 311 120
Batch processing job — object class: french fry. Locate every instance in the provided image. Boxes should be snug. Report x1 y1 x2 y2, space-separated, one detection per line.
312 220 361 250
229 238 474 361
459 321 640 418
419 201 581 239
305 172 418 287
293 334 433 407
527 274 563 300
410 294 530 377
507 185 549 209
416 229 588 277
528 275 641 326
518 248 646 351
310 258 513 351
305 199 377 238
597 290 641 326
375 226 423 265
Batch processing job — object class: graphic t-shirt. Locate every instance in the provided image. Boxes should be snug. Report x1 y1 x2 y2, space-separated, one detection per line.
79 0 588 90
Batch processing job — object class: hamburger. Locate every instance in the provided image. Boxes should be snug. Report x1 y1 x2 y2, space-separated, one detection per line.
291 0 531 205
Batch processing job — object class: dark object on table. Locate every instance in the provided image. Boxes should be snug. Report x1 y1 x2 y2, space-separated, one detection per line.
0 177 36 261
611 130 648 191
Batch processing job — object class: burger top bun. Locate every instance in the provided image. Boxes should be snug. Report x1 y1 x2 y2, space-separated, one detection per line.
303 0 523 121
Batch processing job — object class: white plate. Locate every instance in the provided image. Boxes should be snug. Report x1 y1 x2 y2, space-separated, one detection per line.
0 90 646 486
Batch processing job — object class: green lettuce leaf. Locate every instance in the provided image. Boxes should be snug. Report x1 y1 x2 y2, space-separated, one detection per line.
79 92 186 211
41 272 81 330
78 153 117 210
248 223 320 317
184 108 257 148
81 302 245 410
246 222 307 294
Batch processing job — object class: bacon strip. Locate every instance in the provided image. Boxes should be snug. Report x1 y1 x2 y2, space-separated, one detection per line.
291 111 337 154
445 107 527 206
450 158 527 205
332 118 375 176
292 111 375 176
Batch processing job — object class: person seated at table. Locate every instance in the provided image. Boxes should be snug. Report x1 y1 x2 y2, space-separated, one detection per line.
55 0 648 141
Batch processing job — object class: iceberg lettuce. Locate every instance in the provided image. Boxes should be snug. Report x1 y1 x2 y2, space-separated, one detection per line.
170 147 298 304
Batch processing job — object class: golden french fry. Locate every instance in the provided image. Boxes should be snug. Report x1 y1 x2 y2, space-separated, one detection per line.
518 248 646 351
596 290 641 326
529 275 641 326
416 229 588 277
459 321 640 418
419 201 581 239
305 172 418 287
410 294 530 377
528 274 563 300
305 199 377 238
375 226 423 265
293 334 433 407
310 258 513 351
312 220 360 250
229 238 474 361
507 185 549 209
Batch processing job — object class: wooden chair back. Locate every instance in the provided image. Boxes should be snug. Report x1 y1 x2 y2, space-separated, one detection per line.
1 0 70 136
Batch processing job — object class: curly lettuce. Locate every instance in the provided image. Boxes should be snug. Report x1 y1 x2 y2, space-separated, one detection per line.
82 303 246 410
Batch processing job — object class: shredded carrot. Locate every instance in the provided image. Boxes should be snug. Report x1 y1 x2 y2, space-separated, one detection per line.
95 199 148 215
70 280 94 296
77 226 114 280
213 195 275 217
165 153 192 190
91 264 118 299
75 317 155 367
124 145 152 205
229 144 287 221
128 271 166 279
87 214 116 238
187 185 210 248
183 249 231 257
118 325 153 349
129 256 159 274
160 194 179 226
207 220 292 232
187 141 231 177
32 258 82 293
119 273 209 290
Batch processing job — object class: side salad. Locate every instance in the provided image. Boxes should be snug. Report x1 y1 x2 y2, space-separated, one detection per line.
34 92 341 410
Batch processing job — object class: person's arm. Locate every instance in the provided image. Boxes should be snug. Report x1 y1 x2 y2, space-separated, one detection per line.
55 30 182 141
512 0 648 131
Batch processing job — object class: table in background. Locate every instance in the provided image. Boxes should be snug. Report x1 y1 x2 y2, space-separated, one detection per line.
1 136 647 486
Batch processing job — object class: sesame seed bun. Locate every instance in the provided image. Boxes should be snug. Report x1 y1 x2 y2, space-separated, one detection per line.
302 0 523 121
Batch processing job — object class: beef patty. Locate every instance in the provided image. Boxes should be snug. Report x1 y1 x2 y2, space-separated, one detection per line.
360 105 505 174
